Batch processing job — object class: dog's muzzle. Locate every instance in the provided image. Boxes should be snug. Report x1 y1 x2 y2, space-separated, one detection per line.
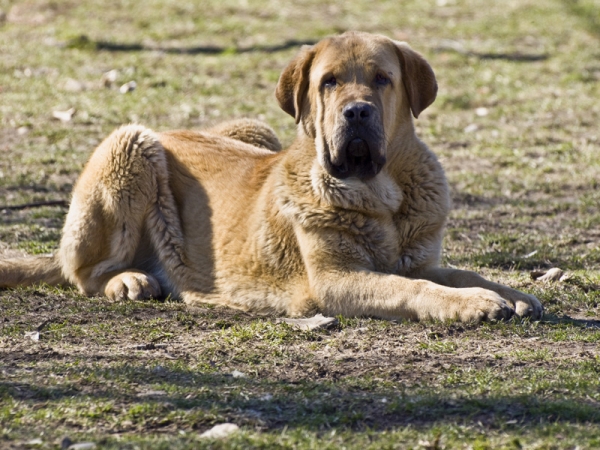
327 102 386 179
329 138 385 179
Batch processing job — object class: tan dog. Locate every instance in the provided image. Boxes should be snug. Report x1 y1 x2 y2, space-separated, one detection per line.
0 32 542 322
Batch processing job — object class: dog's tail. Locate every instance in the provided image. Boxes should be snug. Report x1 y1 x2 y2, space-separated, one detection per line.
0 254 67 289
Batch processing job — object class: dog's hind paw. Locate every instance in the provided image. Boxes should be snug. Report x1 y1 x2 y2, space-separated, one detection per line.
105 271 161 301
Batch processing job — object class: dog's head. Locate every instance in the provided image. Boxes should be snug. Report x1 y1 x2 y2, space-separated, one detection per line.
276 32 437 180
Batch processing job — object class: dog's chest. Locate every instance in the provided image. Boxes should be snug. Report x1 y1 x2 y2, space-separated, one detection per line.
353 214 402 273
391 178 449 274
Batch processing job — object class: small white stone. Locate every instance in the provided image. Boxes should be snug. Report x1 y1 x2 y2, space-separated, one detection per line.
101 69 119 87
68 443 96 450
25 331 40 341
64 78 85 92
52 108 76 122
136 390 166 397
536 268 565 282
200 423 240 439
464 123 478 133
278 314 338 331
119 80 137 94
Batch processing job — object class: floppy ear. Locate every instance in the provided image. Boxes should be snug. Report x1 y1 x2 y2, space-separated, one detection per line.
394 42 438 119
275 45 315 124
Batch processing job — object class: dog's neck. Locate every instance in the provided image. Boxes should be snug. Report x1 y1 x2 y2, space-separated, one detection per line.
279 134 403 215
309 160 403 214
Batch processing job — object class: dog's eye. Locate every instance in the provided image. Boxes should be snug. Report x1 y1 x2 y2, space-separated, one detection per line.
375 73 390 86
323 76 337 88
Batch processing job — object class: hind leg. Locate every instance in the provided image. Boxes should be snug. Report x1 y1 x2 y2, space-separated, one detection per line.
206 118 282 152
57 125 170 300
104 269 161 301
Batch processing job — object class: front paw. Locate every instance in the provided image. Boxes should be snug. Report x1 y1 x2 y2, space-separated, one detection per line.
437 287 515 323
498 288 543 320
419 288 515 323
395 255 412 275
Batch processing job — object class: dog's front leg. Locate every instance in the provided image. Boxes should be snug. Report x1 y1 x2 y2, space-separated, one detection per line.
308 269 514 322
411 267 543 319
296 229 514 322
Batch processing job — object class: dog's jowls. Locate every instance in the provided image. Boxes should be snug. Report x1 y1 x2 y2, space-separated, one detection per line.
0 32 543 322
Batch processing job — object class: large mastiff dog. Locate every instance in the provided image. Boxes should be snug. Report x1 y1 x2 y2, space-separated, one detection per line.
0 32 543 322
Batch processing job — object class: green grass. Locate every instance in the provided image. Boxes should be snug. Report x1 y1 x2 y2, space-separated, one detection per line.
1 0 600 448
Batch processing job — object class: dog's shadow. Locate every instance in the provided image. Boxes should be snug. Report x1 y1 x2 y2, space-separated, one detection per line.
542 313 600 329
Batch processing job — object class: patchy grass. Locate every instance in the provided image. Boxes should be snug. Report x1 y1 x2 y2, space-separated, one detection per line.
1 0 599 448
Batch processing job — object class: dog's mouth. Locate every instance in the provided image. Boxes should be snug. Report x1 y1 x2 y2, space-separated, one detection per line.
327 138 385 180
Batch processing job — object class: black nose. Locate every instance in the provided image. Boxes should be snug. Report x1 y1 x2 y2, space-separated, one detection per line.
343 102 372 124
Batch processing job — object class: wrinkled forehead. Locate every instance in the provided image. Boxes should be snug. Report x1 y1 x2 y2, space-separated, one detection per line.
310 35 400 82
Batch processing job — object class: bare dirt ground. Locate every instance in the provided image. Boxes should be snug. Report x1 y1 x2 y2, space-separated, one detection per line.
1 0 600 448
